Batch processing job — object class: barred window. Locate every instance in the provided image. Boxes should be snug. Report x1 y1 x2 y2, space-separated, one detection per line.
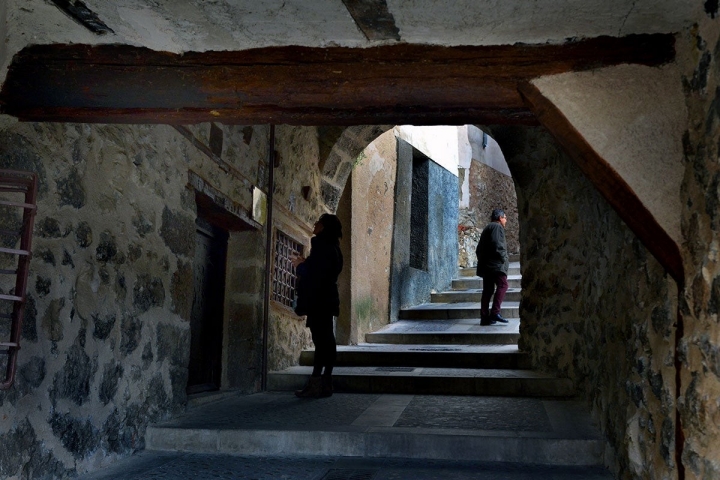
272 230 303 307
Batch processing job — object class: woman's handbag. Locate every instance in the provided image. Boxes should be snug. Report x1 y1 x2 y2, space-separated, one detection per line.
293 275 309 316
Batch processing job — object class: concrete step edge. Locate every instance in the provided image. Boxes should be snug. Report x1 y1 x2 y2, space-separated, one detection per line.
364 332 520 345
299 350 532 369
145 428 603 466
399 309 520 320
268 371 575 397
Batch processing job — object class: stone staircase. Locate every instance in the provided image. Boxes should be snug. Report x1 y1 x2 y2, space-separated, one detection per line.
143 258 607 474
268 257 573 397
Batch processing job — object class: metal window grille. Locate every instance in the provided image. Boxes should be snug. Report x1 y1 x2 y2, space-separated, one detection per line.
272 230 303 307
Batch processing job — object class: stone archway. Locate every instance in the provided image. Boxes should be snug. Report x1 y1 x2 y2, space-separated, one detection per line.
317 125 393 213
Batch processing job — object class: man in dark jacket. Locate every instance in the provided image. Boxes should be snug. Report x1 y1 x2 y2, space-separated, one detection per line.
475 209 510 325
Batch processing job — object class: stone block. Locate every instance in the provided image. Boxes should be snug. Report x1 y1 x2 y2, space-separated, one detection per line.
98 361 124 405
132 209 155 237
21 294 38 342
41 298 65 342
75 221 93 248
0 419 70 478
170 261 193 321
156 323 190 367
321 180 342 212
49 412 99 459
92 314 116 341
51 340 96 406
18 356 45 391
120 315 142 355
36 217 63 238
56 168 86 209
160 206 195 257
35 276 51 297
37 247 55 265
133 274 165 313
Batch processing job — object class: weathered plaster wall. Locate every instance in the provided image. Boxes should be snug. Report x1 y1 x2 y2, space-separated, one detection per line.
394 125 459 176
493 125 677 479
531 63 687 247
348 130 396 342
676 14 720 479
336 172 353 345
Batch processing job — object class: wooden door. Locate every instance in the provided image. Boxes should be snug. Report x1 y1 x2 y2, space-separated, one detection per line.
187 217 228 394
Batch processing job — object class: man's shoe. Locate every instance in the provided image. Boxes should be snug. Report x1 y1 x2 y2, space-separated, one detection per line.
480 314 497 326
492 313 509 324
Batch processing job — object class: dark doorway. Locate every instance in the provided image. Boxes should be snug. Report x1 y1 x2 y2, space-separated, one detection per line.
187 215 228 394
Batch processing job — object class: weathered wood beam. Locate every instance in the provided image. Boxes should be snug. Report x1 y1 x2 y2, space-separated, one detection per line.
342 0 401 41
518 81 684 286
0 34 674 125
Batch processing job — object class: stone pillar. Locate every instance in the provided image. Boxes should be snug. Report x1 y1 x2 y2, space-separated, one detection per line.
222 229 266 392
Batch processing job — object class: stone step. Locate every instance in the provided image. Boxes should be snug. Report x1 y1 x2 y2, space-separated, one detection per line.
365 318 520 345
79 451 615 479
145 392 603 467
400 301 520 320
366 331 520 345
300 344 532 369
432 288 521 303
453 275 522 290
459 261 521 277
268 366 575 397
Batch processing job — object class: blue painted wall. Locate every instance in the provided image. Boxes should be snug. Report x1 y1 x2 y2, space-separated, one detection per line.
389 138 459 320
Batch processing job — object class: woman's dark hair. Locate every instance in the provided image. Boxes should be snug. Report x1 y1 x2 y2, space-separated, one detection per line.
318 213 342 239
490 209 505 221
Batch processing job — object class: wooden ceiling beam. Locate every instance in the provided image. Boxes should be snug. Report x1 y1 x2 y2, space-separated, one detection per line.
0 34 674 125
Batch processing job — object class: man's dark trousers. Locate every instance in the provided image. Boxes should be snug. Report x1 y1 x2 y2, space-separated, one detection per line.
481 271 509 316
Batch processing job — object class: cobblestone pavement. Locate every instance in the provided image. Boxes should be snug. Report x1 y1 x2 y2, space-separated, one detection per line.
80 452 615 480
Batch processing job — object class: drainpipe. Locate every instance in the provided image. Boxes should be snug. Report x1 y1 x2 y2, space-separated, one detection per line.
261 125 276 391
675 293 686 480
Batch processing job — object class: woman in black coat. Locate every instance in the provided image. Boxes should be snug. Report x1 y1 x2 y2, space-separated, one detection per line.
291 213 343 398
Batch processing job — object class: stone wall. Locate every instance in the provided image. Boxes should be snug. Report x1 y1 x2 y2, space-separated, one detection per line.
265 126 328 370
676 14 720 480
0 122 200 477
0 120 328 477
267 211 314 371
458 159 520 268
493 125 677 479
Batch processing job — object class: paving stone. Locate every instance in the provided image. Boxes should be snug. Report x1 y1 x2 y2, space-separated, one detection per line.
158 392 380 430
394 396 552 432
